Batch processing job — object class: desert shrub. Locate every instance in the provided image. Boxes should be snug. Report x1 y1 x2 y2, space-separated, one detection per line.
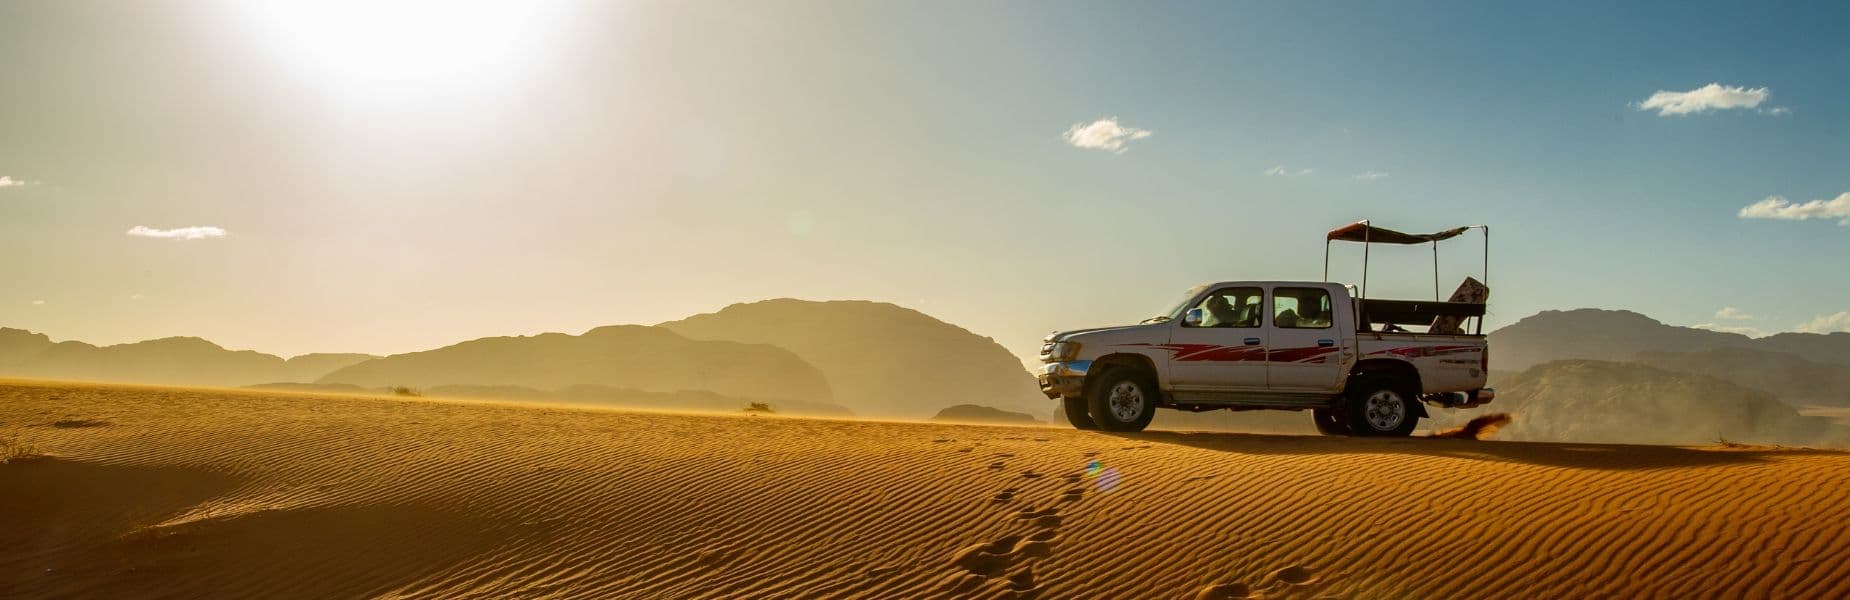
743 402 775 414
391 386 423 397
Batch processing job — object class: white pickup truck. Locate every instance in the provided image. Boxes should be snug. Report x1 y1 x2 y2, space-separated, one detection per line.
1037 222 1496 436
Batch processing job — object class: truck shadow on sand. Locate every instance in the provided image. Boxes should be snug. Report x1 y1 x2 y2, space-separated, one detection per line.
1104 429 1844 471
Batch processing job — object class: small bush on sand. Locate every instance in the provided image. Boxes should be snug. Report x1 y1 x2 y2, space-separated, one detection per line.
743 402 775 414
391 386 423 397
1 433 44 464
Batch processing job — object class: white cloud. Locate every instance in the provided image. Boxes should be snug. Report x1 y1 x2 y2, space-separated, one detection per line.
1354 171 1390 181
0 175 34 188
1062 117 1152 153
126 225 228 240
1714 306 1758 320
1738 193 1850 226
1264 166 1313 177
1795 312 1850 334
1634 83 1770 116
1762 106 1791 116
1692 322 1765 337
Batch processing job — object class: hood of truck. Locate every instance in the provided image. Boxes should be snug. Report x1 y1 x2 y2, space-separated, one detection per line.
1046 323 1164 343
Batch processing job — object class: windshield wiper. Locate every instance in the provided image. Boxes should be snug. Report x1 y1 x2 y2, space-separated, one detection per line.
1140 315 1172 324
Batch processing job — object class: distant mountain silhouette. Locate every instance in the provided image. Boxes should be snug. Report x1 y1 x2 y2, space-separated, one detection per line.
1429 360 1846 447
1753 331 1850 365
660 299 1045 418
0 327 375 387
931 404 1040 425
316 325 834 406
1487 309 1749 371
281 353 380 384
1635 348 1850 407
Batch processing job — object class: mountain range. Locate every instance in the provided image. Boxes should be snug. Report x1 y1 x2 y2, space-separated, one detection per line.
1490 309 1850 407
316 325 834 407
0 327 375 387
3 299 1045 419
659 299 1045 418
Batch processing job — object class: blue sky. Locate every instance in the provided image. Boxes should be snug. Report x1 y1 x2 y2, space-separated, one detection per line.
1 1 1847 363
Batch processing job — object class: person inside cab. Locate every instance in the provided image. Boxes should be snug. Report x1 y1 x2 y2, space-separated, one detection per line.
1203 294 1240 327
1200 290 1261 328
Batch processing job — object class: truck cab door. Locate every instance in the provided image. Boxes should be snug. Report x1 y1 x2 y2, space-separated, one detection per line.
1265 285 1347 392
1167 286 1268 390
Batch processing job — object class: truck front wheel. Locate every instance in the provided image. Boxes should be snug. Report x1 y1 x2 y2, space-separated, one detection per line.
1344 376 1419 437
1086 369 1157 432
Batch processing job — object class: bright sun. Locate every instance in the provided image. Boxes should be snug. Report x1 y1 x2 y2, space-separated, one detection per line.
226 1 577 104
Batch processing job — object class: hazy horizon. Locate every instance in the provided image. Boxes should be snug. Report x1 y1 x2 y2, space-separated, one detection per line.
5 1 1849 364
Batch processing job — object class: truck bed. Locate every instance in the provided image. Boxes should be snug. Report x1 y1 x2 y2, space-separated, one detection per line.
1354 332 1488 394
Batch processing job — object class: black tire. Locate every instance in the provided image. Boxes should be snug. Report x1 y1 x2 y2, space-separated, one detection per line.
1085 368 1158 432
1344 376 1419 437
1312 408 1350 436
1061 397 1100 430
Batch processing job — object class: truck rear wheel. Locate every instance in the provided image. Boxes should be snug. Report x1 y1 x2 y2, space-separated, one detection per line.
1312 408 1350 436
1061 397 1100 430
1086 368 1157 432
1344 376 1419 437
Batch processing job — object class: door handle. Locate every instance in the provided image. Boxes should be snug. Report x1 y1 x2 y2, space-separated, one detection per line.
1317 339 1335 347
1243 337 1262 345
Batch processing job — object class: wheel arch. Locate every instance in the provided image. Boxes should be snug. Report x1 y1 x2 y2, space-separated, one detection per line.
1086 352 1163 400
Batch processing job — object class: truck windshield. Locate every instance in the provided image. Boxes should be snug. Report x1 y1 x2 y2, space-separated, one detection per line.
1142 285 1208 323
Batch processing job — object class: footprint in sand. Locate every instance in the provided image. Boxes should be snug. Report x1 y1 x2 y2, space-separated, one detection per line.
956 447 974 453
950 532 1060 577
988 462 1006 470
1021 470 1043 479
992 488 1018 503
1271 565 1316 585
1082 451 1099 457
1014 506 1062 527
1062 474 1082 484
951 534 1023 576
1194 582 1251 599
1059 488 1083 502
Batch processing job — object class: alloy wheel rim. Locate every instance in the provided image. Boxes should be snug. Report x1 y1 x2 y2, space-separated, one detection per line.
1108 381 1145 422
1364 390 1406 431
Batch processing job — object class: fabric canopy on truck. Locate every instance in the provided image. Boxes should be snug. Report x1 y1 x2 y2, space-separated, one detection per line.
1326 222 1472 245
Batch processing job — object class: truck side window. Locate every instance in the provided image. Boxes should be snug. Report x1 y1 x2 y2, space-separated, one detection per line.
1189 287 1262 328
1274 287 1333 329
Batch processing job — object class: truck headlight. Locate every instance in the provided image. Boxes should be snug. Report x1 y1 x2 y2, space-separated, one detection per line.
1049 341 1082 361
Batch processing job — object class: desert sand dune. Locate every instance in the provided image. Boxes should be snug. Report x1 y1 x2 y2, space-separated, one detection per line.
3 379 1846 599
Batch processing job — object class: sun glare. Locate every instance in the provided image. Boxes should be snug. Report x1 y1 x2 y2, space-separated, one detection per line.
224 0 577 104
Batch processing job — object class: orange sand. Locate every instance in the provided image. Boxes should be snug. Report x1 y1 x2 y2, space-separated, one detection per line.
3 380 1846 598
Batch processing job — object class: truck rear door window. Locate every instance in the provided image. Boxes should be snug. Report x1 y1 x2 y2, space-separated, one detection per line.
1273 287 1333 329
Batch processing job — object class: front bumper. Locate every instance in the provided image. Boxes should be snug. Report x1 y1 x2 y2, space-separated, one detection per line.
1037 360 1091 398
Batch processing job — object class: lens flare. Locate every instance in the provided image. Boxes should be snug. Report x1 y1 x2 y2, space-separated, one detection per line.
1096 468 1121 492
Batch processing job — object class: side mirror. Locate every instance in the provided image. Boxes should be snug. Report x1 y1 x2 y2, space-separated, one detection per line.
1183 308 1204 327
